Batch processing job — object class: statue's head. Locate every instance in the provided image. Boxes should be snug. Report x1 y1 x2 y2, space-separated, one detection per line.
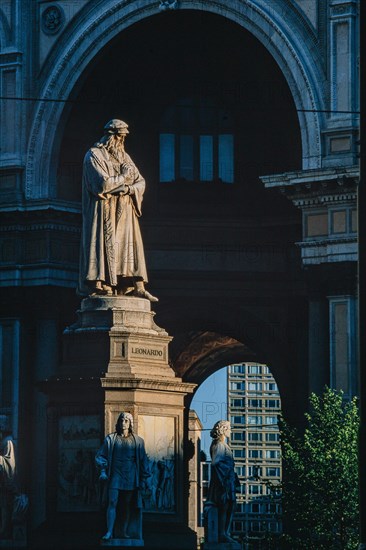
99 119 129 153
104 119 129 136
210 420 231 440
115 412 134 435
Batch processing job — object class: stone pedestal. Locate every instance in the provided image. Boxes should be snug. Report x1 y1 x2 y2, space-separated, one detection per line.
101 539 143 547
61 296 196 549
0 525 27 548
203 507 240 550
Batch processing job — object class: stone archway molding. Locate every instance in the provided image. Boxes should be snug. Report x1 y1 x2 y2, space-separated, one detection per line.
0 7 12 47
25 0 325 199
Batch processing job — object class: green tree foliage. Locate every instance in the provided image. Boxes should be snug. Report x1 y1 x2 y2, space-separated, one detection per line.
279 387 359 549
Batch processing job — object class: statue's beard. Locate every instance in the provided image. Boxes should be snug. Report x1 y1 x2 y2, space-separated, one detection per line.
104 135 125 160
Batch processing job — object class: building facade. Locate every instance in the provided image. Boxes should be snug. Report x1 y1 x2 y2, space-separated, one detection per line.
0 0 359 546
228 363 282 544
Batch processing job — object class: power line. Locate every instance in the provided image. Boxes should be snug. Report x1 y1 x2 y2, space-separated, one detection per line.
0 96 361 115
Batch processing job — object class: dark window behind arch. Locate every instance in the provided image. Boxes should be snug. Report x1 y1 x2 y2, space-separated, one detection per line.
159 98 234 183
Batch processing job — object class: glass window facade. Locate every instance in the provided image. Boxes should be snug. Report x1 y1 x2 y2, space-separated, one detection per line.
227 363 282 542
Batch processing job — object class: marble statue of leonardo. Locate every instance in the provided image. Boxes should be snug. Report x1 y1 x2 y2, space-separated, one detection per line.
78 119 158 301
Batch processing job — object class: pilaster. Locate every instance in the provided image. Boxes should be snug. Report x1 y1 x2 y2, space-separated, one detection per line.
323 0 359 167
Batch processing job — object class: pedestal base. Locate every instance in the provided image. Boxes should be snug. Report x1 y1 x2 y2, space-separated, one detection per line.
0 524 27 548
100 538 144 547
61 295 197 549
203 543 241 550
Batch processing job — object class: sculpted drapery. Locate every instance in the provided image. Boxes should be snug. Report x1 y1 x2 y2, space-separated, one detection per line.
78 119 157 301
205 420 239 544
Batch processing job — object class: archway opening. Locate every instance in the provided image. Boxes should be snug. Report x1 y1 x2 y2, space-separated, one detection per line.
57 9 301 223
190 360 283 544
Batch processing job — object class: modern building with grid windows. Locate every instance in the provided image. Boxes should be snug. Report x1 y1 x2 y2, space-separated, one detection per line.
228 363 282 543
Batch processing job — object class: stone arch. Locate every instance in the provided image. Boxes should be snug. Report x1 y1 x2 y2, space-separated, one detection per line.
26 0 325 199
156 299 307 426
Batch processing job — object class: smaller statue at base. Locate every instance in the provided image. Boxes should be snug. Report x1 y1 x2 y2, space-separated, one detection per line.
204 420 240 549
0 415 28 548
96 413 150 546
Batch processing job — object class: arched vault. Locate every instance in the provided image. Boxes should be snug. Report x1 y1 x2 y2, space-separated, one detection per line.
26 0 324 199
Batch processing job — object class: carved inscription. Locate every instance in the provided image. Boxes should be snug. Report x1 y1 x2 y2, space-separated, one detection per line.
131 347 163 358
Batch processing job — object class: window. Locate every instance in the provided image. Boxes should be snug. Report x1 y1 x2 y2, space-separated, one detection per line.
159 98 234 183
231 415 245 425
230 381 245 391
248 365 261 374
248 399 262 408
248 449 263 459
265 433 280 442
265 399 280 408
248 432 262 442
232 431 245 441
248 466 262 477
233 521 244 532
248 415 262 425
233 449 246 458
265 382 278 391
249 484 263 495
238 484 246 495
248 382 262 391
266 450 281 459
251 521 263 532
267 503 281 514
201 463 211 482
231 364 244 374
231 398 244 408
235 465 246 477
266 467 281 477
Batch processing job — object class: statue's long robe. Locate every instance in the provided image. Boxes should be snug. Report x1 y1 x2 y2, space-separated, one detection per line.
207 441 238 505
78 145 148 295
0 437 16 487
0 436 16 535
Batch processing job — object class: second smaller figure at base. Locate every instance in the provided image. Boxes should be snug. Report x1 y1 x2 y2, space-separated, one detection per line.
205 420 240 544
96 412 150 542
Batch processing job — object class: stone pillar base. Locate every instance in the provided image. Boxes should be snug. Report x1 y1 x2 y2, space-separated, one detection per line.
61 295 197 549
203 543 241 550
100 538 143 547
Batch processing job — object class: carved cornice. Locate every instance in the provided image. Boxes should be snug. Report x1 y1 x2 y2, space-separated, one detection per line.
0 223 80 234
297 235 357 248
262 167 358 201
100 377 196 394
